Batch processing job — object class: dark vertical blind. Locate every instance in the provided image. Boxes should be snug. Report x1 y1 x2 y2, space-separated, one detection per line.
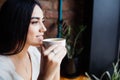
89 0 120 77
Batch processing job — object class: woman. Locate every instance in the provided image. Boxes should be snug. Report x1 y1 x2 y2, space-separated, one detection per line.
0 0 66 80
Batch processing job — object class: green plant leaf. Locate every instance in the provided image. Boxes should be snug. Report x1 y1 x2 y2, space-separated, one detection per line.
85 60 120 80
61 24 86 58
100 71 111 80
92 74 100 80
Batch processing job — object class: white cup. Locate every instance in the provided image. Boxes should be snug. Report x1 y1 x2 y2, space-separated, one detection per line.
43 38 66 48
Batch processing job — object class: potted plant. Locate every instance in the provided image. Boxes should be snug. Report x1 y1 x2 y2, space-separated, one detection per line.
60 22 86 78
85 59 120 80
85 47 120 80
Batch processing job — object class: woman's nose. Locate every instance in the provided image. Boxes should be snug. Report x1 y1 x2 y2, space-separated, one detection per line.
39 23 47 32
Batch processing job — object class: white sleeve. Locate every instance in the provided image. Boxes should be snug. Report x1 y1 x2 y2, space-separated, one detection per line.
0 70 13 80
0 57 13 80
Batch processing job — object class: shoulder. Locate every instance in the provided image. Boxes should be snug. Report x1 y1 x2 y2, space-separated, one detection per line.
0 56 14 80
0 56 14 70
0 70 13 80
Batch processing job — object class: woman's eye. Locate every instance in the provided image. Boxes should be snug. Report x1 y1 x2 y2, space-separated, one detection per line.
42 20 45 23
42 18 45 22
31 21 39 24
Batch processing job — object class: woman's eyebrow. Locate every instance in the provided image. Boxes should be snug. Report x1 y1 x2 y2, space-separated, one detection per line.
31 17 40 20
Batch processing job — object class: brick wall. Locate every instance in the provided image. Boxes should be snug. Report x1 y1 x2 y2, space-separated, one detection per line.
39 0 86 38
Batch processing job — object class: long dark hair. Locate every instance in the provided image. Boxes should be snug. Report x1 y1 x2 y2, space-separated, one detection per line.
0 0 41 55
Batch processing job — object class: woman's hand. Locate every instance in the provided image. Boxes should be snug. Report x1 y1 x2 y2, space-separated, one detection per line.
39 44 66 80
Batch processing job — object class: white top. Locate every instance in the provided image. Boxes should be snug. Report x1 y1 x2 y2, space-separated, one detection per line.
0 46 41 80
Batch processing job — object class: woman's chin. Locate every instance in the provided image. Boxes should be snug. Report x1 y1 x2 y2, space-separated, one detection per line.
38 41 43 46
31 42 43 47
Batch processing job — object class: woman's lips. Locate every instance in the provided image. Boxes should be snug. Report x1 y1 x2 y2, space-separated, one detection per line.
36 35 44 41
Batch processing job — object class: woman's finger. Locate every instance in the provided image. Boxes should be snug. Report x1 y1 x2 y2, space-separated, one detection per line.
44 44 58 56
53 46 67 62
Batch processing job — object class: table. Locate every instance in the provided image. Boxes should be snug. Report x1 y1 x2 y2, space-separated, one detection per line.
60 75 90 80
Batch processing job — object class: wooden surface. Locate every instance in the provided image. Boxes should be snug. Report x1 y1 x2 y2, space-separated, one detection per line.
60 75 90 80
